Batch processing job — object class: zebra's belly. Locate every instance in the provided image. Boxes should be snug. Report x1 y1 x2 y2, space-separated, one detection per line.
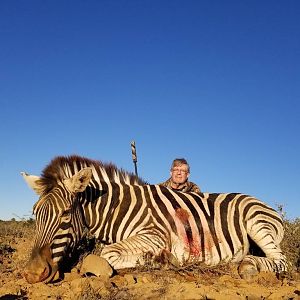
170 233 221 265
170 232 247 266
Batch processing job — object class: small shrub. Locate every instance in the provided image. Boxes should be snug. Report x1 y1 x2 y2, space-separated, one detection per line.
278 206 300 272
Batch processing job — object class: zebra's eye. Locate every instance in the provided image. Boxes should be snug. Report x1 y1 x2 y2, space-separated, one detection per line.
60 209 71 218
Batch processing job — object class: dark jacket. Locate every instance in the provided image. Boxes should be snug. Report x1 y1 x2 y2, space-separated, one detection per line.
159 178 201 194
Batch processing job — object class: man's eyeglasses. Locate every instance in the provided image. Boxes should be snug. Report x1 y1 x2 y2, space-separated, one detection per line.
172 168 188 174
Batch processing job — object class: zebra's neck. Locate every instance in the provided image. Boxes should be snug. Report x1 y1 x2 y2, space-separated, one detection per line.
80 182 140 243
82 182 158 243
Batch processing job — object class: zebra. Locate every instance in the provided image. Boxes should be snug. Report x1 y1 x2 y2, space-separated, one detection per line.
21 155 287 283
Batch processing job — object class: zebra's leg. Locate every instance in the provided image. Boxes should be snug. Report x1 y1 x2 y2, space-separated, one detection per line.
143 248 180 269
238 254 287 280
239 223 287 279
100 233 169 269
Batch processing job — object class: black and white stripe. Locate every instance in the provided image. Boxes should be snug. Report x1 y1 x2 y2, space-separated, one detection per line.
25 155 287 276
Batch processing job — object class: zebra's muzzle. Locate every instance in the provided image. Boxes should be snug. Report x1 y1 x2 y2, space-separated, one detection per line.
24 244 58 284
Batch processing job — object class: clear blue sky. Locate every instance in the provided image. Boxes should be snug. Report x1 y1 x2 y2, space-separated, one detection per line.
0 1 299 220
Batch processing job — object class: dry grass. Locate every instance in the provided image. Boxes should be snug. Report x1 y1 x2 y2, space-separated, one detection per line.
0 219 35 274
0 211 299 300
0 219 35 239
277 205 300 273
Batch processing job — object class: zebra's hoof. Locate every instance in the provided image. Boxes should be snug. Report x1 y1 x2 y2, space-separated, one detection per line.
238 262 259 280
277 271 289 280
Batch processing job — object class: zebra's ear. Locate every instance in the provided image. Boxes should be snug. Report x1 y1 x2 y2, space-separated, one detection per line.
21 172 44 195
64 167 92 193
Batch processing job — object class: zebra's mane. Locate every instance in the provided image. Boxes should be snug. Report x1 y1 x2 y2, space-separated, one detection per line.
38 155 146 193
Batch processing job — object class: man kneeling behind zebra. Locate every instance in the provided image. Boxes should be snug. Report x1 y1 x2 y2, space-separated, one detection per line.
159 158 201 194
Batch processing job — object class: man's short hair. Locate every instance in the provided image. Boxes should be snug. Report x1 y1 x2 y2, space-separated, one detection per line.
171 158 190 173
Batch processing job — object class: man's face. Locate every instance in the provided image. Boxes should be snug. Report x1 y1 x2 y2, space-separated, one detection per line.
170 164 189 184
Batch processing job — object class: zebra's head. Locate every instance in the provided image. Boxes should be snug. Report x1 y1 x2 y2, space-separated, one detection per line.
21 155 145 283
21 167 93 283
